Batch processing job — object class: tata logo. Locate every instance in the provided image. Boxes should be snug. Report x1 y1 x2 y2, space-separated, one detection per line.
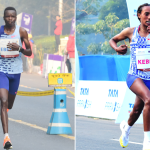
77 99 92 109
108 89 118 97
128 103 134 113
105 101 120 112
80 88 89 95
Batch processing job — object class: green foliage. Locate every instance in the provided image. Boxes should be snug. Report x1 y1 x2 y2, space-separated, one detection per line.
87 43 102 54
77 12 130 54
32 35 68 65
99 0 128 20
76 0 102 21
76 0 130 54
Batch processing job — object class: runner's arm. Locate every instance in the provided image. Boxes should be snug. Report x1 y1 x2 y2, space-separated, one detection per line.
19 27 32 56
109 27 134 54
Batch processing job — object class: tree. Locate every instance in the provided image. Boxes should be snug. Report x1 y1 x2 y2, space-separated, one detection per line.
99 0 129 20
76 0 102 21
76 0 130 54
51 0 74 24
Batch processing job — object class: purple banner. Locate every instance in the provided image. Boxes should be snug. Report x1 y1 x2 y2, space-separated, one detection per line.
21 13 33 34
70 17 75 35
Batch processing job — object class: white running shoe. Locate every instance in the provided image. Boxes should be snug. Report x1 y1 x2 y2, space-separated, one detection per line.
143 140 150 150
119 120 129 148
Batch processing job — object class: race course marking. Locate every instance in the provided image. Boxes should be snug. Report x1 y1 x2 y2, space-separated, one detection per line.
9 118 75 140
19 85 74 99
111 139 142 145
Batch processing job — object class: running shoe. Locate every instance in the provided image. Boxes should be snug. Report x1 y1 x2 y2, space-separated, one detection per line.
3 136 12 149
143 140 150 150
119 120 129 148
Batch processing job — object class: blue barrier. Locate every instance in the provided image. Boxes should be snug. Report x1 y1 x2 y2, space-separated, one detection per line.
79 55 130 81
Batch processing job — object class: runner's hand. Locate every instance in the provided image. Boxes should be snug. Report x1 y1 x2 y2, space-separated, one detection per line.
116 45 127 54
7 43 20 51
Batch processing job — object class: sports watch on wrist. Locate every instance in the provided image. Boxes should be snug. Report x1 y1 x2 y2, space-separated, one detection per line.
18 46 24 53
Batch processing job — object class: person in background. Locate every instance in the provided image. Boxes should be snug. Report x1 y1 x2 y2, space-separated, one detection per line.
22 34 34 73
54 15 63 54
67 32 75 87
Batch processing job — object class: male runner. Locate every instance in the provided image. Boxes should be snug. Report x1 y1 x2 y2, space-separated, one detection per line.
109 3 150 150
0 7 32 149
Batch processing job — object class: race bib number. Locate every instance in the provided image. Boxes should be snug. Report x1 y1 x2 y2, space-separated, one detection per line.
0 39 19 58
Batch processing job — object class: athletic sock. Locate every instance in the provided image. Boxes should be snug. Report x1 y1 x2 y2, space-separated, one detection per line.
144 131 150 141
4 133 9 139
124 124 132 133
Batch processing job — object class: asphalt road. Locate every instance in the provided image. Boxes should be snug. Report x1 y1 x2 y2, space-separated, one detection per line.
0 73 75 150
76 116 143 150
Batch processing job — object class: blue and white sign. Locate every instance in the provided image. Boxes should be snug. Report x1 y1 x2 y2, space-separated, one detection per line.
75 81 127 119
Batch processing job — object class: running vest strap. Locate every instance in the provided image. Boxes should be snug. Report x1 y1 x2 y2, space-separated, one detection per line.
0 25 23 74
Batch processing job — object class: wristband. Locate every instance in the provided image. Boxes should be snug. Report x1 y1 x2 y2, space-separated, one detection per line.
18 46 24 53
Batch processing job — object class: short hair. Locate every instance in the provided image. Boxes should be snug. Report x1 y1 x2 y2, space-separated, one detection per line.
137 3 150 21
56 15 60 17
4 7 17 16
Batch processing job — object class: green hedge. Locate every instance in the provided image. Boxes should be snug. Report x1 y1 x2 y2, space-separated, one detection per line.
32 35 68 65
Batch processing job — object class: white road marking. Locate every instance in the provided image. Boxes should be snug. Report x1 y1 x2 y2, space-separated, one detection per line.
111 139 143 145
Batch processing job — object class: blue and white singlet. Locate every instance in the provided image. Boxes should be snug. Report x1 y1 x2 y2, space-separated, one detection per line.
0 25 23 74
128 26 150 80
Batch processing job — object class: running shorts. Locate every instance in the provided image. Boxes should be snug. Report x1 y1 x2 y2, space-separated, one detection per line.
126 74 150 90
0 72 21 95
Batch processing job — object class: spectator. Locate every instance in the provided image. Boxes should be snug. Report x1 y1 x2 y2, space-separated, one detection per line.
67 32 75 87
54 15 63 54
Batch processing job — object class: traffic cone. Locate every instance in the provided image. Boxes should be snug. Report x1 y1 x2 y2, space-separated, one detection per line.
47 87 72 134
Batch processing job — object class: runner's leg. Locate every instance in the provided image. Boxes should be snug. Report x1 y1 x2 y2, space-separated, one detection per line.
128 96 144 126
129 78 150 131
8 73 21 109
8 94 16 109
0 88 8 134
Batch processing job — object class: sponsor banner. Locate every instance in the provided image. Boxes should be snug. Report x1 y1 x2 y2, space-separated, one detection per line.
48 73 72 87
126 0 149 27
116 87 143 124
17 12 33 33
75 81 127 119
21 13 33 34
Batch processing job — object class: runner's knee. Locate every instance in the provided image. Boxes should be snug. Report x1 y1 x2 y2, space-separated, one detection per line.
0 97 8 108
144 97 150 108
